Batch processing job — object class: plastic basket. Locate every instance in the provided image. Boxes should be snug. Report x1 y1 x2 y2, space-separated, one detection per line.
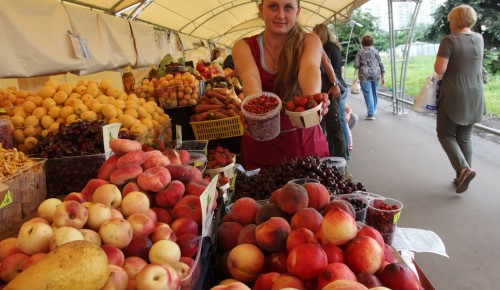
190 116 244 140
285 102 323 128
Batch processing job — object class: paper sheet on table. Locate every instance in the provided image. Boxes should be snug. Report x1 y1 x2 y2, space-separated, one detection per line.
391 227 449 258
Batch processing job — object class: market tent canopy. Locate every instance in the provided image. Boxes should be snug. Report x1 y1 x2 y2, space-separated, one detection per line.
61 0 369 48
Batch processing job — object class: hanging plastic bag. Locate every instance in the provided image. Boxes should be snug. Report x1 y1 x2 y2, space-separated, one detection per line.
413 73 442 113
351 69 361 94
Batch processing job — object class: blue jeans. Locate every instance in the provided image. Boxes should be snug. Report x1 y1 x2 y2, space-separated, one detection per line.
360 80 379 117
338 89 350 158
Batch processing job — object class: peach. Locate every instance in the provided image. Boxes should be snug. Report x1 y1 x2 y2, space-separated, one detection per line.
0 252 30 283
230 197 261 225
137 165 172 192
383 243 396 263
317 263 357 289
287 243 327 282
271 274 307 290
303 182 330 211
110 138 142 155
99 218 134 249
164 149 181 165
172 195 202 225
264 250 288 274
320 208 357 246
151 207 173 225
253 272 281 290
356 272 383 288
269 188 281 204
123 256 148 280
177 149 190 165
254 203 290 225
255 217 291 252
92 183 123 209
166 164 202 184
122 235 153 261
344 236 384 274
286 227 318 252
80 228 102 246
321 279 368 290
236 224 257 246
121 191 151 217
117 149 146 168
211 281 251 290
290 207 323 233
171 217 199 236
356 225 385 249
22 253 47 270
150 223 177 244
324 200 356 219
217 222 244 252
185 179 209 197
322 243 345 264
122 181 142 196
155 180 185 207
226 244 265 283
277 182 309 214
127 212 156 237
379 262 420 290
63 192 86 203
221 212 234 223
81 179 110 201
176 233 199 258
52 200 88 229
0 238 22 263
110 164 143 186
101 244 125 266
143 150 171 170
98 155 119 181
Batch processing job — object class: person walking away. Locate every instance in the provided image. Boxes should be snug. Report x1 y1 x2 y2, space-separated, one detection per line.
354 35 385 120
313 24 350 159
232 0 330 170
434 4 485 193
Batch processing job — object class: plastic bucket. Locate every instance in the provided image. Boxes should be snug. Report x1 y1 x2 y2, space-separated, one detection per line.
241 92 282 141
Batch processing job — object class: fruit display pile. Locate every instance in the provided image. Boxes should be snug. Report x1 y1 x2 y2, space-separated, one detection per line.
234 156 367 201
212 183 421 289
0 138 217 289
0 79 170 153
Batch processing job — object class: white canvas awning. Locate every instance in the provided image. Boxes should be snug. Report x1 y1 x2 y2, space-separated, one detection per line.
62 0 369 48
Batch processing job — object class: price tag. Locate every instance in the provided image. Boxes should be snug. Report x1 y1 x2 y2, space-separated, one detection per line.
103 123 122 157
0 191 12 209
200 176 218 237
176 125 182 148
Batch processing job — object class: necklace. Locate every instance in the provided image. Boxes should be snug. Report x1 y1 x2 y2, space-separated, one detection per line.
263 40 278 73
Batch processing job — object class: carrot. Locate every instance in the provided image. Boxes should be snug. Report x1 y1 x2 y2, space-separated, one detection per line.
212 112 231 119
194 104 223 113
206 90 229 103
209 97 225 106
193 108 221 121
228 109 239 117
218 109 232 116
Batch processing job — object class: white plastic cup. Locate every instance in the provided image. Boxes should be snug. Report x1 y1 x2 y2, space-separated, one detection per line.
241 92 282 141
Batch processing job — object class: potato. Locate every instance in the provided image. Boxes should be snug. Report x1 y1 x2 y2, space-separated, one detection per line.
5 240 108 290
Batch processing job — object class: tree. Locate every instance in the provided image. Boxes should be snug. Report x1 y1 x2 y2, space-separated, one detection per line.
426 0 499 73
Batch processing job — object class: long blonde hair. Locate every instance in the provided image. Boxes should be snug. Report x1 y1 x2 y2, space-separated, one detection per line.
273 23 305 102
313 24 341 49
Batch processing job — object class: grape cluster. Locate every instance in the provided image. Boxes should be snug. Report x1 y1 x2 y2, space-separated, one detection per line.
29 120 133 158
234 156 367 201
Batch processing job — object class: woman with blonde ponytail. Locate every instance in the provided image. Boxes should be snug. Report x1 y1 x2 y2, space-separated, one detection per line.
233 0 330 170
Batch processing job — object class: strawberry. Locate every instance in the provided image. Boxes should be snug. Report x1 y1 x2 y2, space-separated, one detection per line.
294 107 305 112
216 146 224 153
313 93 323 103
297 97 308 108
293 96 302 106
285 101 296 111
307 99 318 109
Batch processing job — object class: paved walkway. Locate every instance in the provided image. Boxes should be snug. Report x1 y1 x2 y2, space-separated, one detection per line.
346 92 500 290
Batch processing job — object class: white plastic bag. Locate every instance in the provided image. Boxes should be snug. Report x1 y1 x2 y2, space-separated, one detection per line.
351 70 361 94
413 73 442 113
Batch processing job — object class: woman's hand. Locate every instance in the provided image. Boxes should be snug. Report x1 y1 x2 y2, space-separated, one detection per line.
328 85 341 99
321 93 330 116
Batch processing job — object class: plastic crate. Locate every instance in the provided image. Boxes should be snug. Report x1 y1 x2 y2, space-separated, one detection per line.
190 116 244 140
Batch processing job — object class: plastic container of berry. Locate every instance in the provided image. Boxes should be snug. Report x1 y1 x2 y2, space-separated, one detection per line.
241 92 282 141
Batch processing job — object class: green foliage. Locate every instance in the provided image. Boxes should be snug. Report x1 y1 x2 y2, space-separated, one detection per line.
345 55 500 116
426 0 500 48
